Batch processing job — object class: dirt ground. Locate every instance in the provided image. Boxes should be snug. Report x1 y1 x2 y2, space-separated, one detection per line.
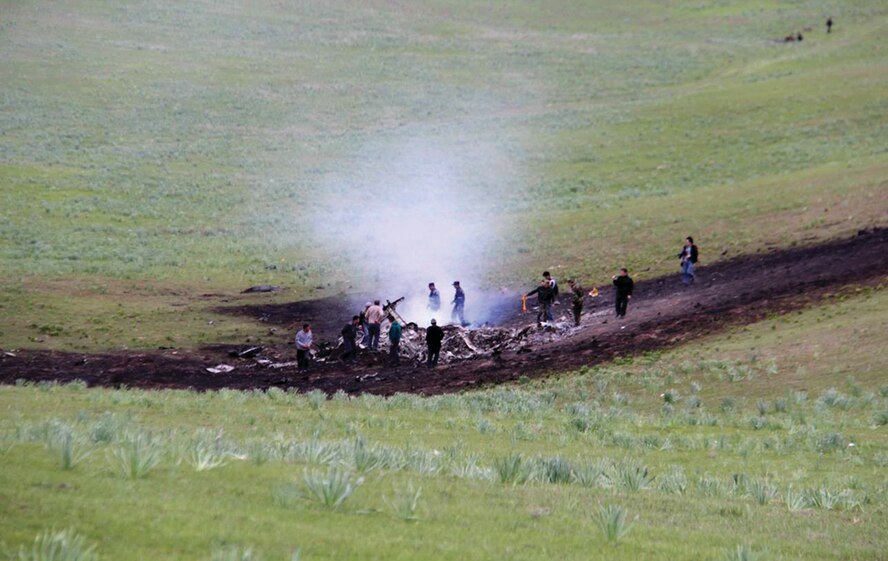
2 228 886 396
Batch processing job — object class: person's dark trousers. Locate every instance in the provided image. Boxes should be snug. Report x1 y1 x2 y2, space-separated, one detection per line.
572 303 582 326
427 347 440 366
341 341 356 363
368 323 381 349
389 341 400 366
615 296 629 318
297 349 309 369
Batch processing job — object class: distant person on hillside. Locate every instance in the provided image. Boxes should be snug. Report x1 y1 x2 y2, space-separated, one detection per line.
451 281 466 325
295 323 313 371
340 316 359 363
426 318 444 367
428 282 441 312
567 279 585 327
612 268 634 318
365 300 385 350
388 317 402 366
678 236 699 286
826 17 833 33
526 279 555 325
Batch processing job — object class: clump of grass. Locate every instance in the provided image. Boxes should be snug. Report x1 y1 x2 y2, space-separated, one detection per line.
110 430 163 479
722 543 768 561
493 452 532 485
658 466 688 494
384 481 422 521
595 504 633 544
16 528 99 561
301 467 362 509
189 441 229 472
46 424 92 470
211 545 261 561
611 460 653 491
533 455 573 484
745 478 777 506
784 485 808 512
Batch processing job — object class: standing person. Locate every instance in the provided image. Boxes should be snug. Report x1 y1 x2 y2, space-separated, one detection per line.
295 323 313 371
359 302 372 347
451 281 466 325
567 279 585 327
426 318 444 367
340 315 359 363
826 17 833 33
427 282 441 312
543 271 559 298
365 300 385 350
526 279 555 325
388 317 402 366
678 236 699 286
612 268 634 318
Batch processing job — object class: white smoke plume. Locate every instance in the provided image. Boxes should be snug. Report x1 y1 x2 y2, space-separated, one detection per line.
312 138 516 326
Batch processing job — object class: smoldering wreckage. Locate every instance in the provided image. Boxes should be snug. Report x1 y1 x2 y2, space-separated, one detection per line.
207 296 587 375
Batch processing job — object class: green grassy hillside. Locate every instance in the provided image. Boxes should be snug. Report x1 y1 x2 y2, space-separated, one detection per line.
1 287 886 560
2 0 886 351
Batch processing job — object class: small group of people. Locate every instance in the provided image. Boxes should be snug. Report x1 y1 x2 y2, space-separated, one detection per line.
427 281 466 326
522 236 699 324
297 236 700 369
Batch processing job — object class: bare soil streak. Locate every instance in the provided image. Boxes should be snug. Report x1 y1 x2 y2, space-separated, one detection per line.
2 229 886 395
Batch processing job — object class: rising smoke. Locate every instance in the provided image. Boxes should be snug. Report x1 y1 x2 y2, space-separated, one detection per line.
312 138 515 326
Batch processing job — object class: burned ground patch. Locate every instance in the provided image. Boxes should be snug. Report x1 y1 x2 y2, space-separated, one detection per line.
2 229 886 395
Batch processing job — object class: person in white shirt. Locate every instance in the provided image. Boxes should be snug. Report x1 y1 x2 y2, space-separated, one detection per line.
295 323 313 370
364 300 385 350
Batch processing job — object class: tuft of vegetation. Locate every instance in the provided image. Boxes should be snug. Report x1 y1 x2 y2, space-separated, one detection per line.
15 528 98 561
595 504 633 544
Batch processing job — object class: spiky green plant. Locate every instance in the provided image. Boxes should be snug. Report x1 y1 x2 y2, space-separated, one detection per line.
301 467 362 509
16 528 98 561
493 452 532 485
47 426 92 471
109 430 163 479
384 482 422 521
612 460 653 491
189 441 229 472
595 504 633 544
745 478 777 506
784 485 808 512
211 545 261 561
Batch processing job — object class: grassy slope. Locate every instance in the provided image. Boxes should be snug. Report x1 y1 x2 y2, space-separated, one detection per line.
1 287 886 560
1 0 888 351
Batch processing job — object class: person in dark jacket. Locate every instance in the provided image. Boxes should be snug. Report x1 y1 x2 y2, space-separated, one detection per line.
451 281 466 325
678 236 699 285
427 282 441 312
826 17 833 33
340 315 359 362
612 268 634 318
567 279 585 326
526 279 555 325
426 318 445 367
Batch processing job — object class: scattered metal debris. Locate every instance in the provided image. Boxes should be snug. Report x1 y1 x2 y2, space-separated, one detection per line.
241 285 280 294
206 364 235 374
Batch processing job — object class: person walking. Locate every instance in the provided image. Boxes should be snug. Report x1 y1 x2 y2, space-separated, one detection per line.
678 236 699 285
526 279 555 325
340 315 359 363
295 323 313 371
427 282 441 312
365 300 385 350
388 317 402 366
426 318 444 367
612 268 634 318
567 279 585 326
451 281 466 325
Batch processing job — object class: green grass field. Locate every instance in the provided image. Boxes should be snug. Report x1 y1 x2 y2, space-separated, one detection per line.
2 288 887 560
1 0 888 558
